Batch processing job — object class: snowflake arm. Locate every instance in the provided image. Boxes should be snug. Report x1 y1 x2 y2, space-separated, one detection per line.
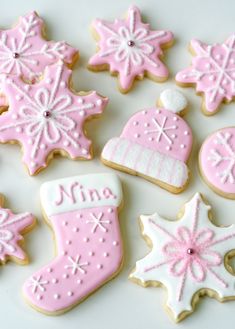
0 199 35 264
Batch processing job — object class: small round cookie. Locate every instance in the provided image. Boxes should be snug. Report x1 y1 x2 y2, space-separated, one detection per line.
199 127 235 199
176 35 235 116
129 193 235 322
88 5 174 93
23 173 123 315
0 11 78 108
0 61 108 175
0 193 36 265
101 89 192 193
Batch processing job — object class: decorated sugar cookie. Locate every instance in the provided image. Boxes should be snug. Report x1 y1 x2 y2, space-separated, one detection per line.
176 35 235 115
0 194 35 265
88 6 174 93
23 173 123 315
0 11 78 107
129 193 235 322
0 61 108 175
101 89 192 193
199 127 235 199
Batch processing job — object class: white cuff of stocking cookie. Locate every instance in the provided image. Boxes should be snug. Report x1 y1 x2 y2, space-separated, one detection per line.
40 173 122 216
102 137 188 188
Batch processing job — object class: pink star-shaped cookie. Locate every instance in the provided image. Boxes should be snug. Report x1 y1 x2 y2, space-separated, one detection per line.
88 6 174 93
0 11 78 107
0 62 108 175
176 35 235 115
0 194 35 264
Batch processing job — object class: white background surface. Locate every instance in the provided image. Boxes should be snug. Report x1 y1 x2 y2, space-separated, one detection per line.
0 0 235 328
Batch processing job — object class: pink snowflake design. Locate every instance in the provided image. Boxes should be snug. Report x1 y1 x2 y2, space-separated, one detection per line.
176 35 235 115
0 62 108 175
0 196 35 263
0 11 77 80
130 193 235 322
199 127 235 197
88 6 174 92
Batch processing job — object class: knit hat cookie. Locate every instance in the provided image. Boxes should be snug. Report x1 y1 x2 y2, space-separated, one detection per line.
23 173 123 315
102 89 193 193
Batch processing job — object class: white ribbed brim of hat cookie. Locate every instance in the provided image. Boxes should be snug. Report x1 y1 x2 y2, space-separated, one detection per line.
102 137 188 189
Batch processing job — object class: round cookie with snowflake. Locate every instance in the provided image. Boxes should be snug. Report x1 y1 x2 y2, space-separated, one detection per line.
88 6 174 93
199 127 235 199
176 35 235 116
101 89 193 193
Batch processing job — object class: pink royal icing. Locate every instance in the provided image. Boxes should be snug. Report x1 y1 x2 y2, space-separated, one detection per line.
88 6 174 92
0 11 78 82
23 173 123 314
200 127 235 196
0 62 108 175
130 193 235 322
0 197 35 263
176 36 235 114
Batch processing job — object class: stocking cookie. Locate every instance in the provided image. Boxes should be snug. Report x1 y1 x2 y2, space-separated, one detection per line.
199 127 235 199
0 11 78 107
23 173 123 315
0 61 108 175
0 194 35 265
176 35 235 115
88 6 174 93
102 89 192 193
129 193 235 322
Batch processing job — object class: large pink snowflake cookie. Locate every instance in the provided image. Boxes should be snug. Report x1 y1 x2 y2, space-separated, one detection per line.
129 193 235 322
0 61 108 175
0 11 78 108
88 6 174 93
176 35 235 115
0 193 35 265
102 89 193 193
199 127 235 199
23 173 123 315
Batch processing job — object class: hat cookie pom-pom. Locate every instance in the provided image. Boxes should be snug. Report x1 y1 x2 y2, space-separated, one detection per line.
159 89 188 114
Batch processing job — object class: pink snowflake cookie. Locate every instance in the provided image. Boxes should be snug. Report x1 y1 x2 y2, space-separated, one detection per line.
199 127 235 199
88 6 174 93
0 11 78 107
130 193 235 322
0 193 35 265
102 89 192 193
176 35 235 115
0 61 108 175
23 173 123 315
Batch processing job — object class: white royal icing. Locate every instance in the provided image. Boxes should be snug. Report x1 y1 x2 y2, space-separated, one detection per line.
130 193 235 321
40 173 122 216
159 89 188 113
